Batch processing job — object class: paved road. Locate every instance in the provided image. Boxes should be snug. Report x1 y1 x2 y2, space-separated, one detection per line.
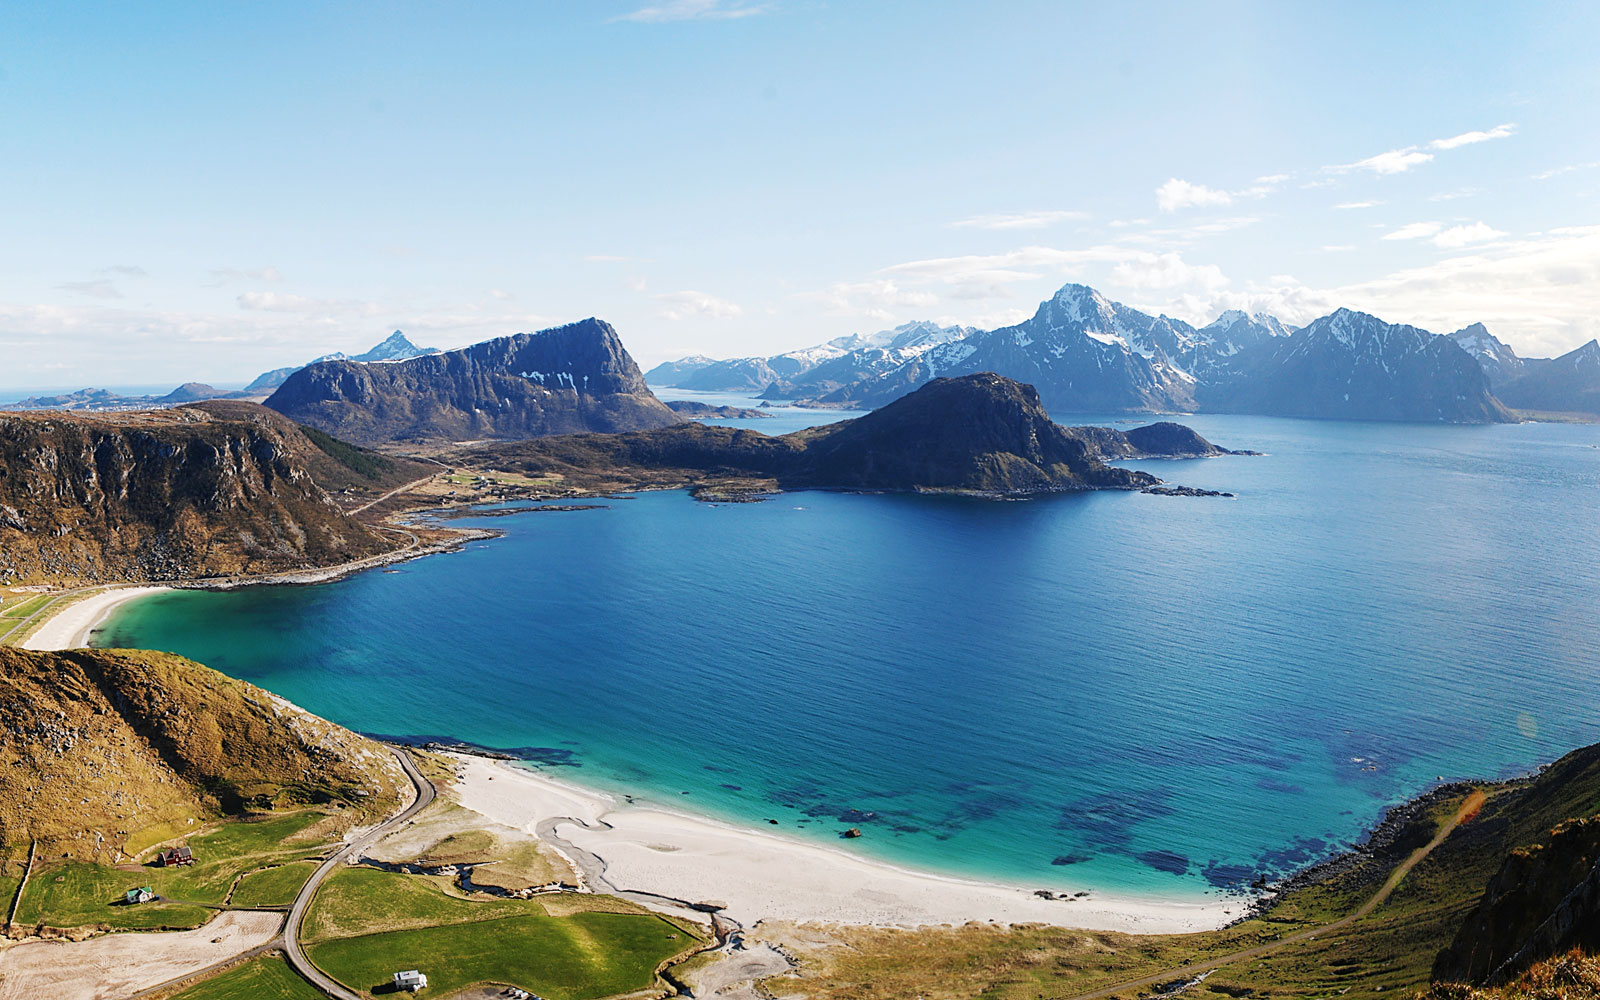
279 745 436 1000
1060 789 1487 999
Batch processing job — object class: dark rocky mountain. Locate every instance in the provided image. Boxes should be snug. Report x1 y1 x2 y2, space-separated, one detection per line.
449 373 1243 497
1495 340 1600 417
1450 323 1524 388
0 402 397 585
265 319 681 446
1200 308 1513 423
244 330 441 392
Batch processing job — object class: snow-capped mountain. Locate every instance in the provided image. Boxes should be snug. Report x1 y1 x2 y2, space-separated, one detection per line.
1449 323 1523 387
646 321 974 393
1202 308 1509 422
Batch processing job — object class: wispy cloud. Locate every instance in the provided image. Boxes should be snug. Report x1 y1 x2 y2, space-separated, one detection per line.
611 0 769 23
58 279 123 300
1155 178 1233 213
950 210 1088 230
1533 161 1600 180
805 279 938 320
1337 148 1435 175
1332 123 1517 175
1429 187 1480 202
1382 222 1445 241
209 265 284 286
236 290 380 315
1334 201 1383 210
1430 123 1516 150
654 290 743 320
97 265 147 278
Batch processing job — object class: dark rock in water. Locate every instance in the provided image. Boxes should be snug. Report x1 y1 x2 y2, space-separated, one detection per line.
1051 854 1091 866
842 827 863 839
267 318 680 446
1135 849 1191 875
767 819 779 824
1142 485 1235 497
1201 862 1258 889
839 809 879 823
720 784 743 791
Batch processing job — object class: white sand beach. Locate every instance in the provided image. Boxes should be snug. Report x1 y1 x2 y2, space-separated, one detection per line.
20 586 172 651
450 753 1239 933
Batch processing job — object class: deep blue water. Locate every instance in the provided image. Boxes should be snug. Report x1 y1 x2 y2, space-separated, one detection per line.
98 409 1600 899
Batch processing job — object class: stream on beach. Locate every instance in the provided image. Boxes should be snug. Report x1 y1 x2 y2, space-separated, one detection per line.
96 402 1600 902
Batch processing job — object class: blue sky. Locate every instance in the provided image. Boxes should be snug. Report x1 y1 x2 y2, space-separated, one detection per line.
3 0 1599 387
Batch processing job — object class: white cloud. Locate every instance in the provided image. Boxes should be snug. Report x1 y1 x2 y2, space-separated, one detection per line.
1382 222 1445 241
654 290 743 320
1254 173 1292 185
1430 123 1516 150
1109 252 1228 291
210 265 284 285
611 0 768 23
1322 245 1357 252
1431 222 1507 249
950 210 1088 230
1155 178 1234 212
807 279 938 317
1334 201 1383 210
1429 187 1480 202
1338 147 1435 175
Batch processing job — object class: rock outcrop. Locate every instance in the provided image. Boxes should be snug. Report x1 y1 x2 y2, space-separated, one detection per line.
266 319 681 446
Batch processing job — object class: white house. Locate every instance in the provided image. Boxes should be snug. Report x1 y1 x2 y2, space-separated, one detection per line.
393 969 428 992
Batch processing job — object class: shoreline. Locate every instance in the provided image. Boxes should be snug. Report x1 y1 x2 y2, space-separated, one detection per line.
447 752 1240 934
19 586 174 651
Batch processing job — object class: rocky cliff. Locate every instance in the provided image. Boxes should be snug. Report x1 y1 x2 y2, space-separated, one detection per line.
265 319 681 445
0 403 395 585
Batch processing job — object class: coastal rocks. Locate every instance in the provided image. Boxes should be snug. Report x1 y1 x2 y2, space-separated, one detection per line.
842 827 862 839
1142 486 1235 498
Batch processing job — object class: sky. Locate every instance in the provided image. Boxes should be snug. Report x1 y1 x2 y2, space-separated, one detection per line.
3 0 1599 390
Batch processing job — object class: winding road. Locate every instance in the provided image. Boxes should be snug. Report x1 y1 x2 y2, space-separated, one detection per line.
125 745 437 1000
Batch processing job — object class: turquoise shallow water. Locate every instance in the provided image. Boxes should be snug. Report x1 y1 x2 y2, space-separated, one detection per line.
98 410 1600 900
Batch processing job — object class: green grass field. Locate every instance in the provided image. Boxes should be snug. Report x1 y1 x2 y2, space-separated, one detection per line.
15 812 330 930
304 867 703 998
168 955 325 1000
0 594 53 619
230 862 317 907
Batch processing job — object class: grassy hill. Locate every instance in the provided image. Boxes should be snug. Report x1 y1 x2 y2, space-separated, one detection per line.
0 646 405 858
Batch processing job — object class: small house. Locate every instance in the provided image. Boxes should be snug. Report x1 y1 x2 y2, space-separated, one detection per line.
125 886 155 905
157 846 194 867
393 969 428 992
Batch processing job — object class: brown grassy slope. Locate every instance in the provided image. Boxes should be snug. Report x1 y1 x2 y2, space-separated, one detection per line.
0 402 405 585
0 646 405 856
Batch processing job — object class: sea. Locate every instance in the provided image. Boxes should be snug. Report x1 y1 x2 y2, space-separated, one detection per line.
95 389 1600 901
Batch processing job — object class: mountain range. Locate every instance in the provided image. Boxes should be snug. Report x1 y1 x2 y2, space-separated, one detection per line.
0 331 442 413
649 283 1600 423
